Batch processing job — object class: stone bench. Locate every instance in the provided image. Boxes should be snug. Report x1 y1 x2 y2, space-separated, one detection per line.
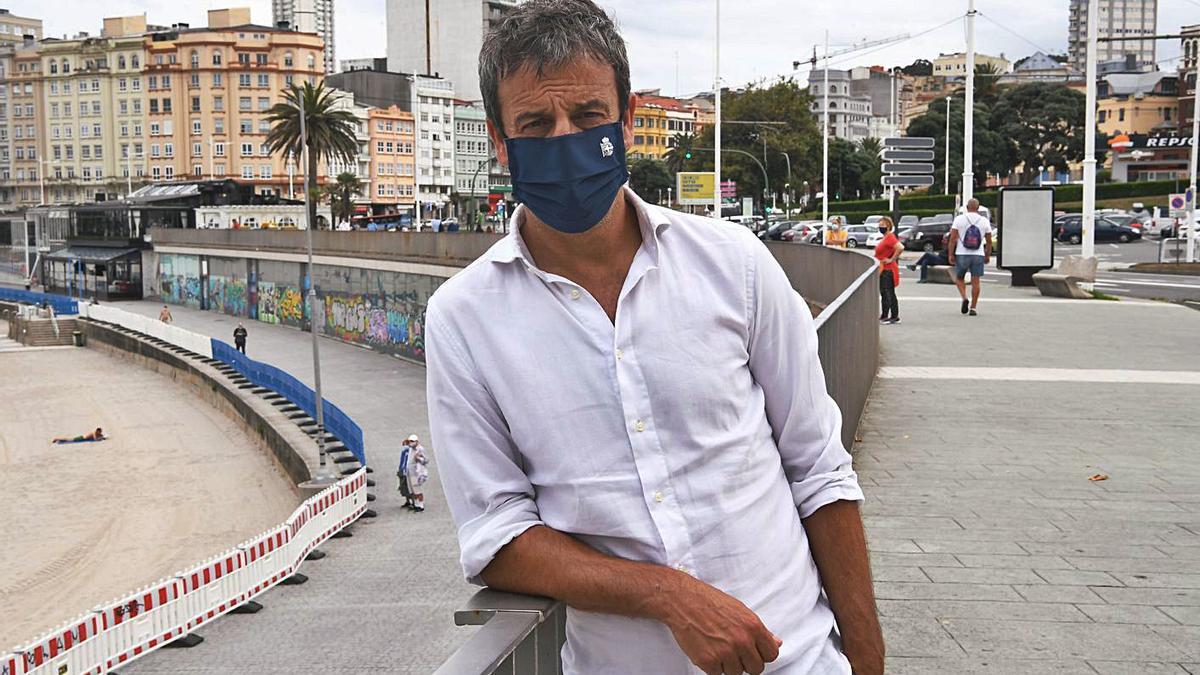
1032 255 1097 300
926 265 955 284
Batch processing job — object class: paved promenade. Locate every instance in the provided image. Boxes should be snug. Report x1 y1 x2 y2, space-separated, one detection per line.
860 277 1200 674
109 276 1200 673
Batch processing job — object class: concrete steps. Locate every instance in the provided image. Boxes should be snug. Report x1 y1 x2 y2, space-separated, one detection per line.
20 318 78 347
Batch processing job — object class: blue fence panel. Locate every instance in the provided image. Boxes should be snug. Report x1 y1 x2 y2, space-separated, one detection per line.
0 286 79 315
211 338 366 465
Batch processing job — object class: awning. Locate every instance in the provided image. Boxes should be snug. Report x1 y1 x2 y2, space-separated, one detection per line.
46 246 141 263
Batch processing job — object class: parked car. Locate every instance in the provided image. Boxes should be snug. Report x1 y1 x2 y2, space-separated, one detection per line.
1160 215 1196 239
843 224 874 248
1103 213 1141 233
897 215 919 230
781 221 821 242
1144 216 1176 237
1055 214 1142 244
905 214 954 252
759 220 798 241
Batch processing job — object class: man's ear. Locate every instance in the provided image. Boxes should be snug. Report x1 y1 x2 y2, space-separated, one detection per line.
622 93 638 151
487 120 509 168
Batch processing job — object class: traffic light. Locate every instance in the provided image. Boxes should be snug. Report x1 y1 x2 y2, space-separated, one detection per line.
684 151 692 160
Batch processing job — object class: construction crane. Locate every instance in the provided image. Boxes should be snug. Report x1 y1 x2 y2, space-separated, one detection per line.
793 33 912 71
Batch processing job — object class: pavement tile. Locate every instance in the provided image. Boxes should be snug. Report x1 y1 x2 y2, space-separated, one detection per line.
1074 604 1180 625
1013 585 1107 604
1086 662 1191 675
955 554 1073 569
1065 556 1200 574
1151 626 1200 659
865 537 924 553
1092 587 1200 606
917 540 1028 555
941 618 1187 661
1035 569 1125 587
873 566 933 583
1021 542 1170 558
877 599 1089 622
880 616 963 658
923 567 1046 585
885 657 1098 674
874 582 1023 602
1161 606 1200 626
871 551 962 568
1111 572 1200 589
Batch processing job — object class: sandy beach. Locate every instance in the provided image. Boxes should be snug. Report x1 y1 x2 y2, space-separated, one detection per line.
0 346 301 649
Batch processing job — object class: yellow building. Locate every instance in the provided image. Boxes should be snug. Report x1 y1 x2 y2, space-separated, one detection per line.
38 20 150 204
632 103 669 160
0 9 42 48
368 105 415 212
144 8 325 196
932 52 1011 77
1097 71 1180 136
0 39 47 210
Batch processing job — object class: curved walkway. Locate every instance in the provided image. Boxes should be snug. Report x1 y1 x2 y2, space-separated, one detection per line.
114 301 472 674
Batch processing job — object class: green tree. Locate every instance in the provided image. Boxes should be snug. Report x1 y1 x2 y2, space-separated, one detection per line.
690 78 821 210
974 62 1004 104
325 172 363 224
266 81 359 229
628 159 673 204
906 93 1009 194
990 83 1087 184
857 137 883 199
664 132 697 176
902 59 933 76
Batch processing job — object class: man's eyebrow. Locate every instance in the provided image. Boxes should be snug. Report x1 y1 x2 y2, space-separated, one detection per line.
571 99 610 114
514 108 552 126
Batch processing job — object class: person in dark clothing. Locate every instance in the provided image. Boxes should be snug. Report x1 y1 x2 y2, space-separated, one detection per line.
907 251 950 283
233 322 248 353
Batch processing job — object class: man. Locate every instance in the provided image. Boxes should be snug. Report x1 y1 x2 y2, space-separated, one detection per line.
425 2 882 673
233 322 248 354
158 304 173 323
947 198 994 316
53 427 106 444
907 249 950 283
398 435 415 510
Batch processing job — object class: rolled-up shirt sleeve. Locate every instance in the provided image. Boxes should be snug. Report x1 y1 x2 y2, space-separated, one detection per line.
426 303 543 584
746 241 864 518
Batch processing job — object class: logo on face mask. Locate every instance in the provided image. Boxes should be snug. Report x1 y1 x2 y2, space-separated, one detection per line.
600 136 614 158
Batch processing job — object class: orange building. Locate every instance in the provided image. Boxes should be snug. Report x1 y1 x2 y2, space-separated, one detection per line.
142 8 325 195
367 105 415 213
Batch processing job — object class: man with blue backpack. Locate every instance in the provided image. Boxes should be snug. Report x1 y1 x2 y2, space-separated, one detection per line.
947 199 994 316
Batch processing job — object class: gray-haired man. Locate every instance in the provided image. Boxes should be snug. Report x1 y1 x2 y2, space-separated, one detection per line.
425 2 883 673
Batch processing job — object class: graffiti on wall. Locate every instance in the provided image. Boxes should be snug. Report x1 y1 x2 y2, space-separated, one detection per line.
322 290 426 360
255 281 306 326
207 275 248 317
162 275 202 309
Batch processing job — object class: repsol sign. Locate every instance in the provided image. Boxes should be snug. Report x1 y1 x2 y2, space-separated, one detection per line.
1143 135 1195 148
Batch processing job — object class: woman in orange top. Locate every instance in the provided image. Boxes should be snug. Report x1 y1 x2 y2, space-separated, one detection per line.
873 216 904 324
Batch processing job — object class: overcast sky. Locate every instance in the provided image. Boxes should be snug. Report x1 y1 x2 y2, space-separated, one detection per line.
17 0 1197 95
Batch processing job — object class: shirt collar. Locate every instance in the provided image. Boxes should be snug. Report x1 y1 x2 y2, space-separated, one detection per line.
489 185 672 269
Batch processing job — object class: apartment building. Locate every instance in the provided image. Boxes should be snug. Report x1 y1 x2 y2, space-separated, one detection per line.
0 9 41 47
367 105 415 215
39 19 150 204
1069 0 1158 72
142 8 324 196
272 0 335 75
0 37 44 210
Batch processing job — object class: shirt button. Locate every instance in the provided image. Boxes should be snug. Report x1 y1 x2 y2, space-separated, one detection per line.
615 348 624 361
569 289 581 300
653 490 665 503
634 419 646 433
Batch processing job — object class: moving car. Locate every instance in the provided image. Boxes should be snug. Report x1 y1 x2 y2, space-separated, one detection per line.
1055 214 1142 244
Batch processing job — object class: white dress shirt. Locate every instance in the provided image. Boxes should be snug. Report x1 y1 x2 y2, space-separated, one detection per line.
426 187 863 674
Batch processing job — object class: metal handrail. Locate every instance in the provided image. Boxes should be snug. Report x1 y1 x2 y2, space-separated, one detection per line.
434 589 566 675
814 257 880 330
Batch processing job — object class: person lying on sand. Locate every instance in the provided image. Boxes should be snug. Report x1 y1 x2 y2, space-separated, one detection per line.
53 428 106 444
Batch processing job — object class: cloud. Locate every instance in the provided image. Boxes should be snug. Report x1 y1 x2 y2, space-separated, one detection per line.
13 0 1192 96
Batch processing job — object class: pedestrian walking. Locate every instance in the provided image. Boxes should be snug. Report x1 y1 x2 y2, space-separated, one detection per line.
405 434 429 512
397 436 415 509
874 216 903 324
158 304 173 323
947 198 994 316
233 322 248 354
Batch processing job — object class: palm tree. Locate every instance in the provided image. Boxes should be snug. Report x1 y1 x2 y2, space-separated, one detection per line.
974 63 1003 103
857 137 882 157
266 81 358 230
326 172 363 225
664 132 697 175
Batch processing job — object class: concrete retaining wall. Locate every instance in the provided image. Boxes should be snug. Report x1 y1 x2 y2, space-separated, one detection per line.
79 320 316 487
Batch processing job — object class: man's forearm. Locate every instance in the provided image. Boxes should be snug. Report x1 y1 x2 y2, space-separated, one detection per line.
802 500 884 674
481 524 683 622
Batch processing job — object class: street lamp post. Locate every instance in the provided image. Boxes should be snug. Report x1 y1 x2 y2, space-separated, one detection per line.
962 0 977 204
822 30 830 224
944 96 951 195
1038 165 1046 187
298 95 336 488
713 0 722 219
1188 48 1200 262
1082 0 1099 266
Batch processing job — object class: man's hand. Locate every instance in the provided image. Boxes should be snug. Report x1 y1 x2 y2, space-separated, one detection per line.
658 573 782 675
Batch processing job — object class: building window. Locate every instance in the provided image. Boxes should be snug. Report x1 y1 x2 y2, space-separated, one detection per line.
259 165 271 178
241 165 254 179
190 73 200 88
257 97 269 111
152 166 161 179
150 143 160 157
259 143 269 156
214 96 224 111
239 96 251 111
193 164 203 176
240 119 252 134
239 73 251 87
190 50 200 68
256 53 267 65
257 73 269 88
150 122 160 136
149 99 159 114
91 78 100 92
215 163 226 176
214 118 224 133
193 142 202 157
307 54 315 70
237 53 250 65
241 142 253 156
149 75 157 90
164 143 174 157
165 166 174 178
163 99 172 113
213 50 223 66
214 142 225 157
213 72 223 87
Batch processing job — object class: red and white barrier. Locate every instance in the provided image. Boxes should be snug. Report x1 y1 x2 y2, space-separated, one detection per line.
8 469 367 675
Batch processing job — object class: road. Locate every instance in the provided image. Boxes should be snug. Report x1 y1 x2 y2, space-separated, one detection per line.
893 237 1200 304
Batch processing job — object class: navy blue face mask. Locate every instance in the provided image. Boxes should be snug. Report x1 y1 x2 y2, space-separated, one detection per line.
505 122 629 234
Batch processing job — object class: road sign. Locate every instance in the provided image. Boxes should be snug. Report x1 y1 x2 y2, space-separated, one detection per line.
1170 193 1188 217
882 175 935 187
880 149 935 162
883 136 935 149
676 172 715 205
882 162 935 174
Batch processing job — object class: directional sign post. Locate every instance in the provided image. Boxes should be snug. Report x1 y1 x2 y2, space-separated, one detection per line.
882 163 935 174
880 148 936 162
883 175 935 187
